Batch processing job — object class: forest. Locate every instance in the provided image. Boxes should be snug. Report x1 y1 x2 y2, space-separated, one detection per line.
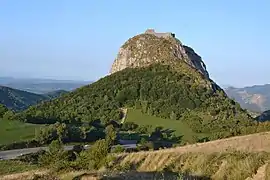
2 63 268 144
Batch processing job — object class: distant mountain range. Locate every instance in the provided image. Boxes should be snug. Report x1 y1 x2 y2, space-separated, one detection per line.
0 77 91 111
0 77 91 94
225 84 270 113
0 85 69 111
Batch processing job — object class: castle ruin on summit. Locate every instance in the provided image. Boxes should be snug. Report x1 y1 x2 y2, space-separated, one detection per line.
145 29 175 38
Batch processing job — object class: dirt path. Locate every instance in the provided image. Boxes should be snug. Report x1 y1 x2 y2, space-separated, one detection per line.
120 108 128 124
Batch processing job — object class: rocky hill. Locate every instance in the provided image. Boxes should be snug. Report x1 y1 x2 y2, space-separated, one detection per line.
111 29 209 78
225 85 270 112
16 29 269 140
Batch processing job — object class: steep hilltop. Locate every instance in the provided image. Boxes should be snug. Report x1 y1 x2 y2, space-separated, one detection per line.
110 29 221 91
111 29 208 77
17 29 266 141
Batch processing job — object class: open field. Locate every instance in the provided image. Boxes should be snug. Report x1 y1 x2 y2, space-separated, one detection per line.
0 119 41 145
126 108 208 142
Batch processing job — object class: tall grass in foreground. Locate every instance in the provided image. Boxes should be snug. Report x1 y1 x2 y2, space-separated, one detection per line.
114 151 270 180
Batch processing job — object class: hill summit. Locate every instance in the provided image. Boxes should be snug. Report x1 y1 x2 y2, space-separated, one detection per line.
110 29 209 78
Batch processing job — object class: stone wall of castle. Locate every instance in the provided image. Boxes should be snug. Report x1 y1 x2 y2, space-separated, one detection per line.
145 29 175 38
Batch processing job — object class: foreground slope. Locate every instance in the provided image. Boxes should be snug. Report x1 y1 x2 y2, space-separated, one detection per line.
17 29 269 140
115 132 270 180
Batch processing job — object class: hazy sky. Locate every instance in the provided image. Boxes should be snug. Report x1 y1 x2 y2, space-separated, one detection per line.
1 0 269 87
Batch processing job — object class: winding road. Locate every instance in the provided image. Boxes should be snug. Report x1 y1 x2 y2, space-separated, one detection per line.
0 144 137 160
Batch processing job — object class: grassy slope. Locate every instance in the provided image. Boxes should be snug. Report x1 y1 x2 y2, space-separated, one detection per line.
116 151 269 180
114 131 270 179
125 108 208 142
0 119 41 145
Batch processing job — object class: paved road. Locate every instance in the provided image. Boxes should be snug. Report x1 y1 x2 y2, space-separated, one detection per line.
0 144 137 160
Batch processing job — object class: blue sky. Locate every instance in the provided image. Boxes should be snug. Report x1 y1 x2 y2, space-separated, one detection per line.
0 0 269 87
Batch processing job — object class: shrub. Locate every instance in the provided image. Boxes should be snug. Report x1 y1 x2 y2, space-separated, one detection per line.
38 140 69 171
75 139 110 170
111 145 125 153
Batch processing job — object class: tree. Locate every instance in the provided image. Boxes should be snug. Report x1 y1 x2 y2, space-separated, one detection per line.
56 123 68 141
122 122 139 131
111 145 125 153
150 126 164 141
35 125 58 144
105 125 117 146
0 104 8 118
2 110 15 121
38 140 68 170
76 139 110 170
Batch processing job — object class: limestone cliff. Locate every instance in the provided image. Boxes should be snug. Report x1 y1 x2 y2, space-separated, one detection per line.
110 29 209 79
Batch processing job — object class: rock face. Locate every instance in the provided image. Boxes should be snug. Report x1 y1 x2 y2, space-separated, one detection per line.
110 29 209 79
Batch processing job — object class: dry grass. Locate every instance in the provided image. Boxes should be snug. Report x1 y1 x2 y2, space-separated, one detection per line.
0 170 50 180
112 131 270 179
114 151 269 180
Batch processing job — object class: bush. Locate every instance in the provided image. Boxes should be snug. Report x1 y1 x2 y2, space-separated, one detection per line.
105 125 117 146
75 139 110 170
121 122 139 131
38 140 69 171
111 145 125 153
0 104 8 118
17 150 46 164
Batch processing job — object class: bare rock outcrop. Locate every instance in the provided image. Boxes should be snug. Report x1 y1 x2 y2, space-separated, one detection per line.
110 29 209 79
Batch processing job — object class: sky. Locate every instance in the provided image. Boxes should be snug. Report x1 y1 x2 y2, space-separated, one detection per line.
0 0 269 87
